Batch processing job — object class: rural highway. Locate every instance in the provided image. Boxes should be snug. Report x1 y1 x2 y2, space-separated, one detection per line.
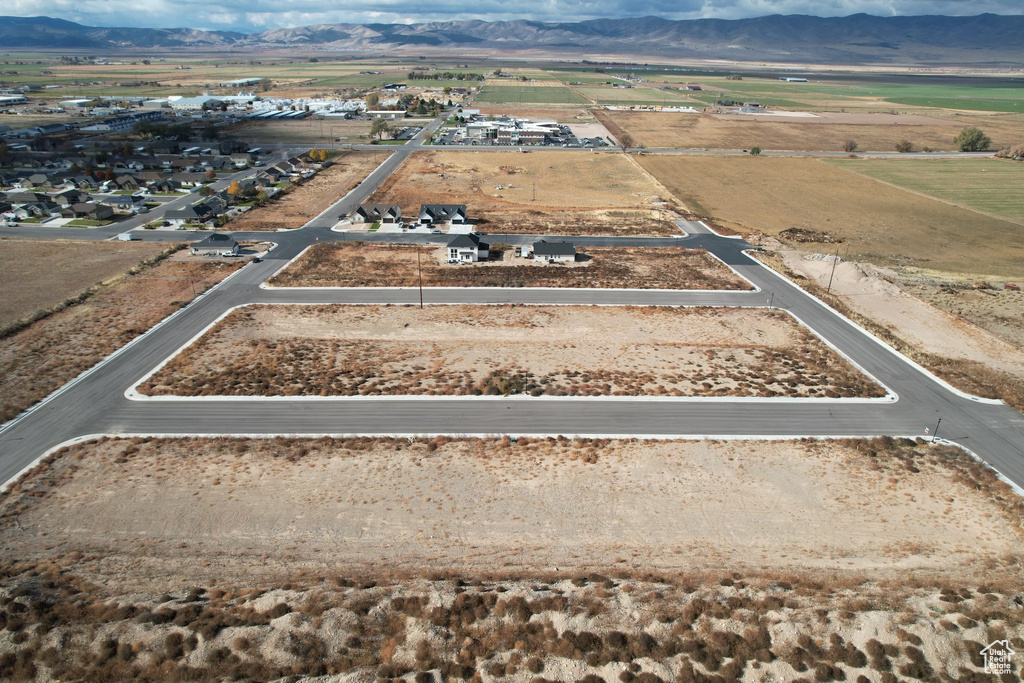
1 127 1023 494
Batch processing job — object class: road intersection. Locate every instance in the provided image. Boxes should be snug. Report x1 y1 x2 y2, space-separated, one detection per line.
2 120 1023 494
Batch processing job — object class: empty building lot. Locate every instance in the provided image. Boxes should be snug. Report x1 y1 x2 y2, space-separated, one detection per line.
139 305 884 399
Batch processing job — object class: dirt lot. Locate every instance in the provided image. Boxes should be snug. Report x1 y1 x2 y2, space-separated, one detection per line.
268 243 751 290
141 305 882 399
470 107 597 123
0 251 242 424
226 151 386 231
595 109 1024 152
0 437 1020 683
637 155 1024 278
224 118 372 145
0 238 167 330
368 150 683 236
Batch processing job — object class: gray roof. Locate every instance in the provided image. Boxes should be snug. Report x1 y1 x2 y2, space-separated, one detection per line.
447 233 485 249
192 234 237 249
421 204 467 221
355 204 400 220
533 240 576 257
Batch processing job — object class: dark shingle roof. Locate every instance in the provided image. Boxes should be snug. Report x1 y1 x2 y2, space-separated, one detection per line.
532 240 576 257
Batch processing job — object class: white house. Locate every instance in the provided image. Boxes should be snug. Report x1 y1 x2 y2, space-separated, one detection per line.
532 240 576 263
446 234 489 263
190 233 239 256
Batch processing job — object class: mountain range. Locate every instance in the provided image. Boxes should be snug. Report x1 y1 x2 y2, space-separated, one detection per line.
1 14 1023 64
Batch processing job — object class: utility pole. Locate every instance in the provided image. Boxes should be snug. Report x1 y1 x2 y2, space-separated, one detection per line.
417 244 424 309
931 417 942 443
826 244 841 294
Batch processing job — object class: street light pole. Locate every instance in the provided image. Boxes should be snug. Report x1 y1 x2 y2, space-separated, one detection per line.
931 418 942 443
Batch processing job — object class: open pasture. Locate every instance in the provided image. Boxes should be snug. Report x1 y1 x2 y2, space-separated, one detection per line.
475 84 589 105
637 155 1024 277
828 158 1024 223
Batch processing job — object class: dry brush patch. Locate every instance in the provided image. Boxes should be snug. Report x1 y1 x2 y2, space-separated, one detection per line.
227 150 388 231
0 436 1021 681
268 242 751 290
139 305 883 399
367 150 683 237
0 239 168 330
0 254 243 424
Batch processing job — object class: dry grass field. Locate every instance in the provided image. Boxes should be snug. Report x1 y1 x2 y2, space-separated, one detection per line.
0 239 167 330
637 155 1024 278
140 305 882 399
595 109 1024 152
368 150 682 236
268 243 751 290
224 118 372 145
0 436 1020 681
226 151 386 231
0 252 242 423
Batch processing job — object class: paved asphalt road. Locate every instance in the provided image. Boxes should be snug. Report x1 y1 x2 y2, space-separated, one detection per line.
1 121 1023 492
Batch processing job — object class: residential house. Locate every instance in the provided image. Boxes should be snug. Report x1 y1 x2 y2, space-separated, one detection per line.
102 195 146 214
112 175 139 192
164 199 222 227
5 191 49 204
419 204 467 225
146 178 179 193
62 202 114 221
532 240 576 263
16 173 52 189
53 188 89 207
351 204 401 224
190 233 239 256
446 234 489 263
171 172 208 188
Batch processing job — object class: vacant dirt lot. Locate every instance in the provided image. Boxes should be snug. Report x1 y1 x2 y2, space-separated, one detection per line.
369 150 682 236
227 151 386 231
638 155 1024 277
0 252 242 424
0 239 166 330
224 118 372 145
269 243 751 290
141 305 882 399
0 436 1020 680
595 109 1023 152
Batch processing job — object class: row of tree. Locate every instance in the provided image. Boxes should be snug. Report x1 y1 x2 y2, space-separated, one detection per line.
406 72 483 81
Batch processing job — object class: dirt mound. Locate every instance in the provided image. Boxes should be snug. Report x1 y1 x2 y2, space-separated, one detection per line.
779 228 842 243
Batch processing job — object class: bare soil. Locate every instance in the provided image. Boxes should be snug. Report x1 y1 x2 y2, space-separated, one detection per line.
226 151 387 231
224 118 372 145
0 252 243 424
268 243 751 290
140 305 883 399
596 109 1024 152
0 238 167 329
368 150 683 236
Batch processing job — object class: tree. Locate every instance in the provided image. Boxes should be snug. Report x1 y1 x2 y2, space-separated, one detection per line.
618 132 635 151
201 124 220 141
494 68 502 77
895 139 914 153
227 180 241 196
842 139 858 153
365 92 379 110
198 185 213 197
954 127 991 152
749 146 762 156
370 118 392 140
204 169 216 181
0 141 8 157
259 78 272 92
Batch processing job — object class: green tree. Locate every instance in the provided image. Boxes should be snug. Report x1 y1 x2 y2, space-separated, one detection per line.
198 185 213 196
370 118 392 140
895 139 914 153
201 124 219 141
749 146 762 156
365 92 379 110
842 140 858 153
954 127 991 152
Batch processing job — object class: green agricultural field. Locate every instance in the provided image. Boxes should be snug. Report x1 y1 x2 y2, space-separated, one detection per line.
475 84 588 105
829 158 1024 222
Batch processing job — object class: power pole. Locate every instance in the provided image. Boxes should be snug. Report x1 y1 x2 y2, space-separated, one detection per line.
826 244 841 294
931 417 942 443
417 244 424 309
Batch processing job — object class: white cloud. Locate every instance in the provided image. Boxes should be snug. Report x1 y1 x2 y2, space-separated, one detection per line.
3 0 1021 31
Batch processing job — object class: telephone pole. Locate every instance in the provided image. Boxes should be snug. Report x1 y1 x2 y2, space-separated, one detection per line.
417 245 424 309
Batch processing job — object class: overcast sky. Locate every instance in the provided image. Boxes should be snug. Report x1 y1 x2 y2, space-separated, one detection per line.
6 0 1022 32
